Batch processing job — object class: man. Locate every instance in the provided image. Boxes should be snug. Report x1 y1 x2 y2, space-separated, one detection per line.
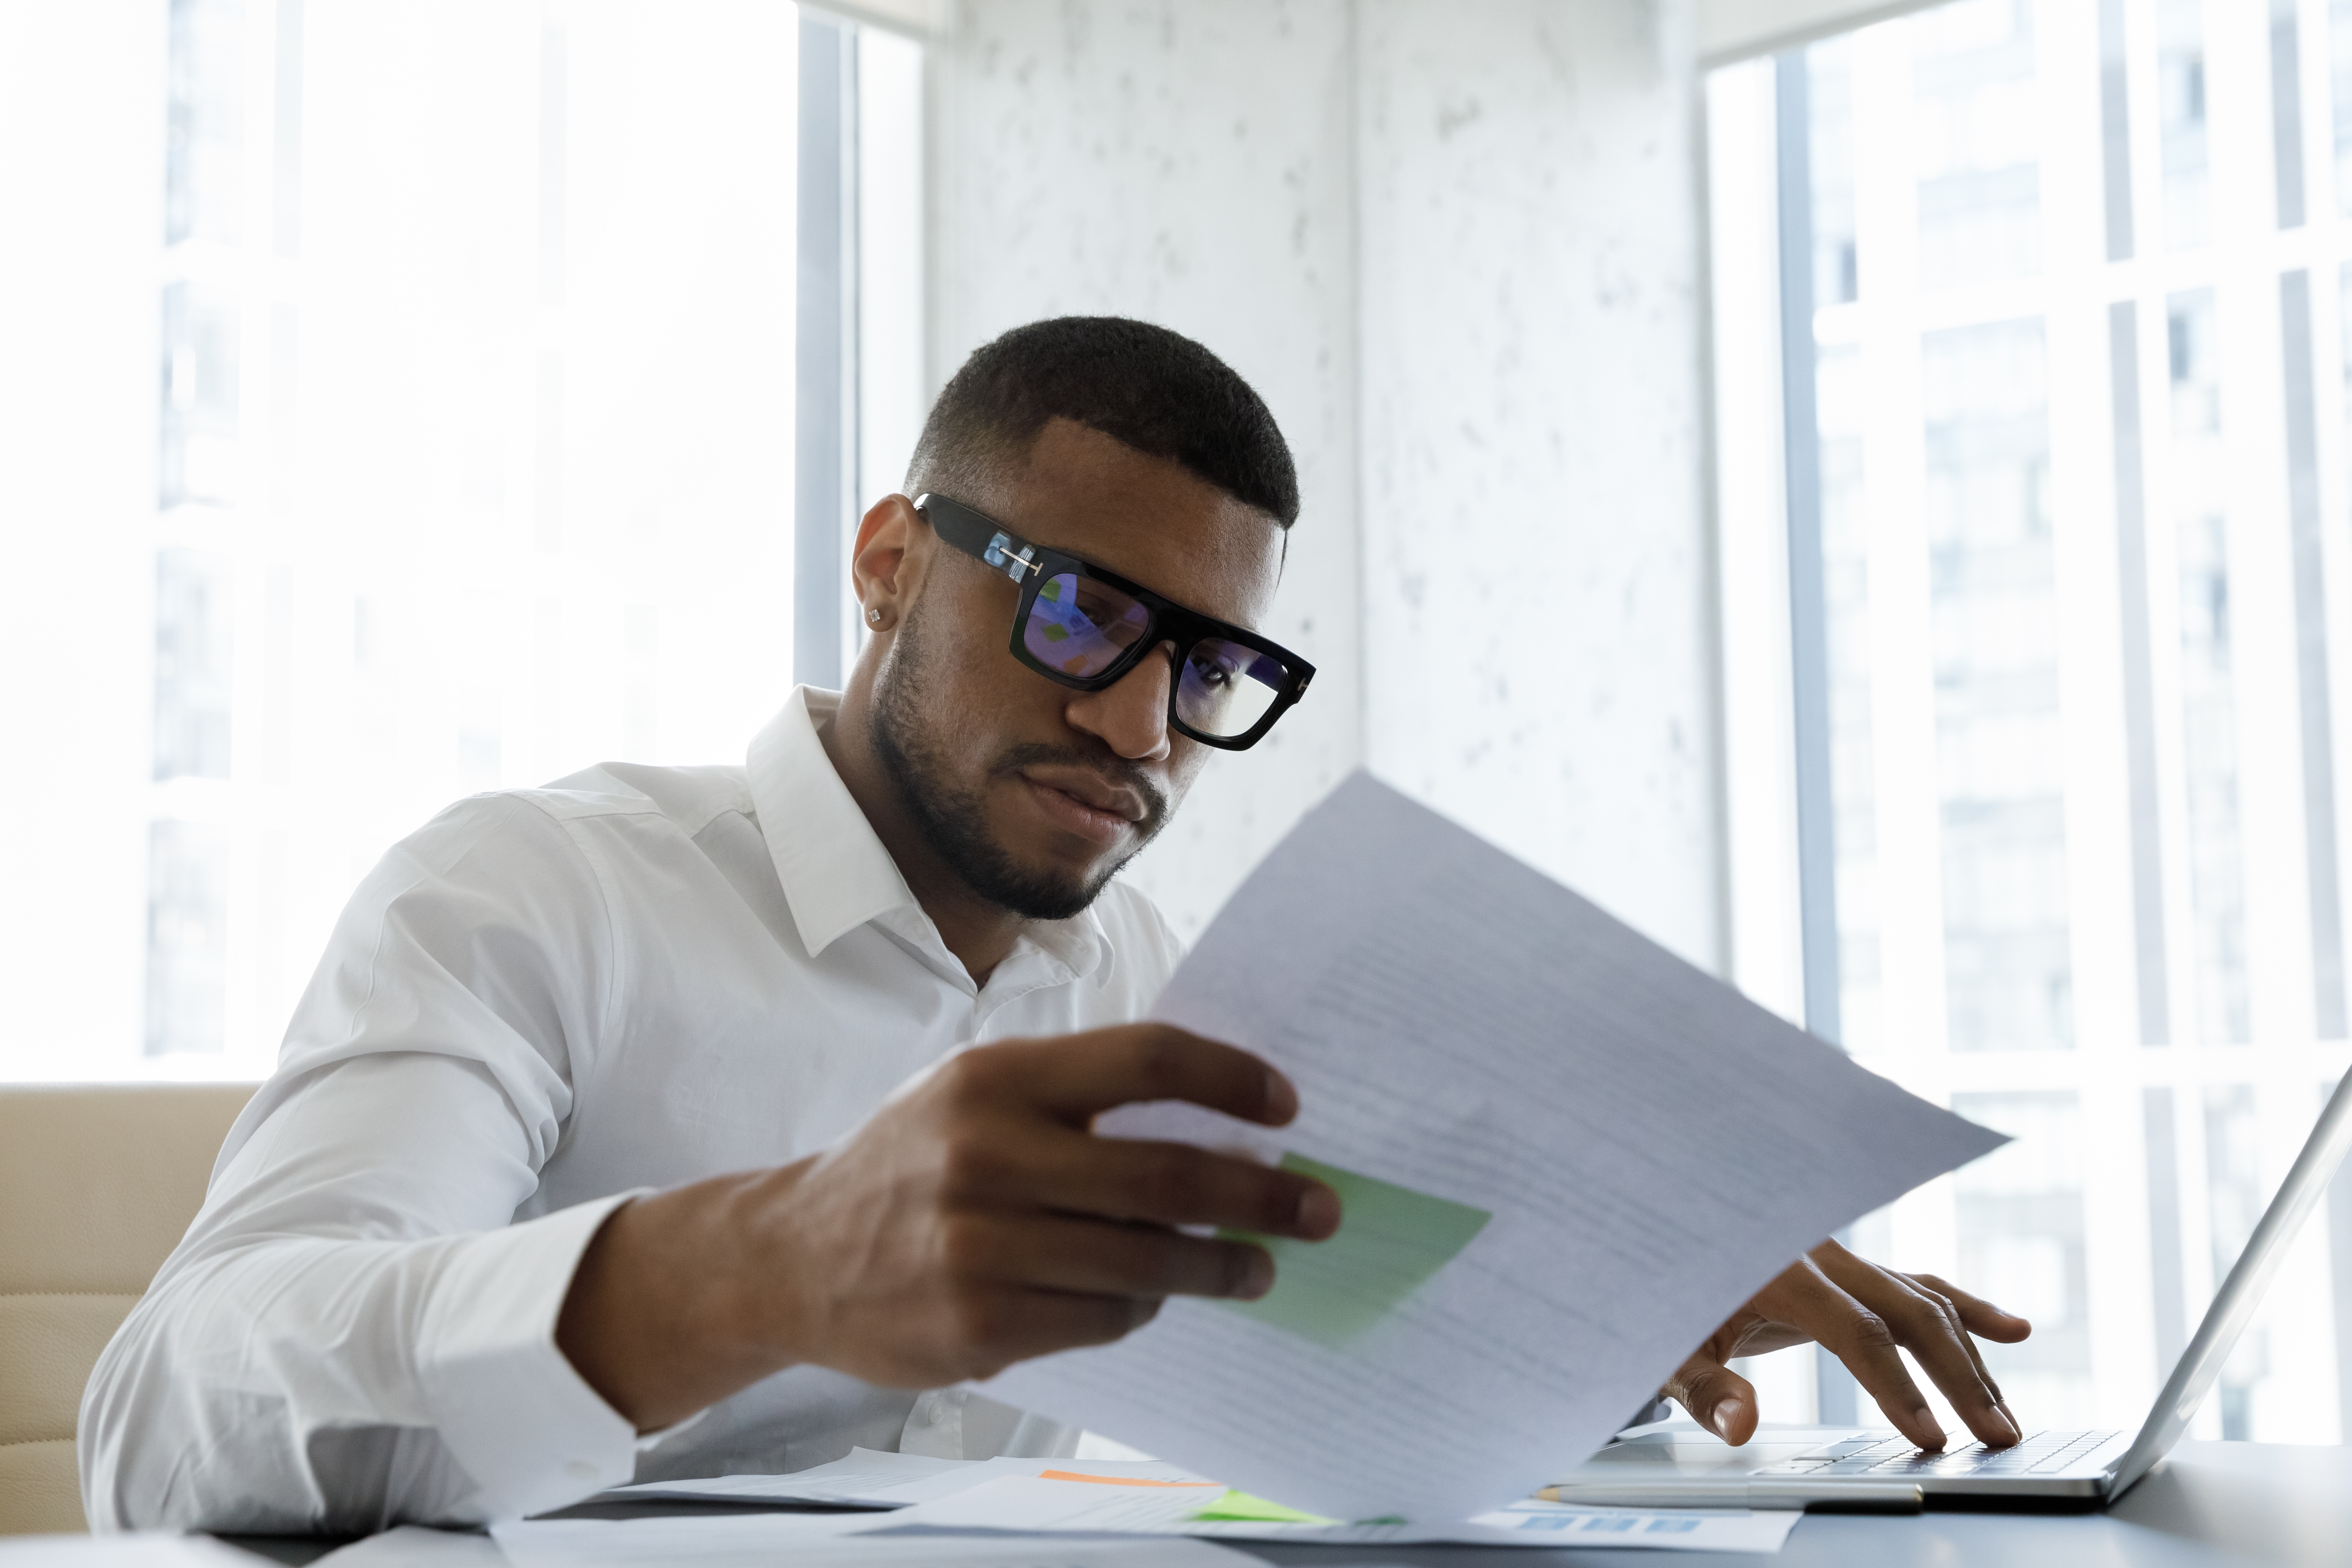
83 318 2028 1534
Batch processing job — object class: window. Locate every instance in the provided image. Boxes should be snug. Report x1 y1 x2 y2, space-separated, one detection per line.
0 2 922 1081
1713 0 2352 1441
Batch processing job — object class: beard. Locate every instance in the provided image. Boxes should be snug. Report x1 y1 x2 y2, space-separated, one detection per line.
869 605 1171 921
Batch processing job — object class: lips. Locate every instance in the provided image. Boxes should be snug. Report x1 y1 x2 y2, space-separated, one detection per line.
1021 768 1147 824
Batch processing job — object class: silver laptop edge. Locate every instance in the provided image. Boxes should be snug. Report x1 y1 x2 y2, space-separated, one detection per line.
2102 1066 2352 1498
1557 1070 2352 1508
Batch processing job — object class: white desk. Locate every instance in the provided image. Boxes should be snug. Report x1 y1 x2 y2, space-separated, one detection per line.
1240 1441 2352 1567
211 1441 2352 1568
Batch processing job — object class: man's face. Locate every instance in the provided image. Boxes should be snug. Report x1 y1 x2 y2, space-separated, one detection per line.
869 417 1286 920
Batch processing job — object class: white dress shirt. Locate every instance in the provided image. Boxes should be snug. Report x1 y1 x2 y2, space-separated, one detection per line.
80 688 1187 1534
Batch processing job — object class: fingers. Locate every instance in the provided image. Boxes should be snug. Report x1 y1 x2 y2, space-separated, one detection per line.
1824 1307 1948 1451
1756 1254 1947 1451
1810 1247 2021 1449
958 1213 1279 1302
1910 1270 2033 1343
936 1030 1337 1241
967 1025 1300 1129
1903 1269 2029 1445
947 1287 1161 1381
1663 1352 1759 1445
1005 1134 1342 1240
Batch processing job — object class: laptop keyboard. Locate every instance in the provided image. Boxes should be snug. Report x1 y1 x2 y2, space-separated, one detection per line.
1758 1429 2121 1477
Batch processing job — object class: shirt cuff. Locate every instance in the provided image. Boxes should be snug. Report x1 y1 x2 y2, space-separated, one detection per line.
414 1191 650 1519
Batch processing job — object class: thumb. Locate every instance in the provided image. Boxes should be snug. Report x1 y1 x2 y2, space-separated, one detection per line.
1664 1352 1758 1446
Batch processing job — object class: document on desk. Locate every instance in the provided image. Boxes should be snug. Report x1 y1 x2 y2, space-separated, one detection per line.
310 1527 508 1568
491 1517 1255 1568
984 771 2004 1525
604 1447 1204 1507
0 1538 279 1568
868 1472 1804 1553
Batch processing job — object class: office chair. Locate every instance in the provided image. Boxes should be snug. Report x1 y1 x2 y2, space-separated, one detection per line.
0 1083 254 1535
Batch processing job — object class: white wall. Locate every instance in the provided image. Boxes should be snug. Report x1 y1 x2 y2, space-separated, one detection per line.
926 0 1723 967
1356 0 1723 970
926 0 1365 939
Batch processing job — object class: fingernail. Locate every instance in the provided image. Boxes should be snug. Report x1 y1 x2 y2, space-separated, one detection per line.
1913 1409 1943 1449
1710 1398 1745 1441
1236 1249 1275 1300
1262 1068 1299 1123
1296 1182 1341 1238
1995 1403 2022 1443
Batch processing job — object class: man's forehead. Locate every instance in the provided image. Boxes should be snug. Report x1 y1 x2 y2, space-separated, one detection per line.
974 419 1285 621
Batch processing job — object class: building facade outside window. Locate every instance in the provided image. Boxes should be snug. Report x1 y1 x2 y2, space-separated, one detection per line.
1714 0 2352 1444
0 2 923 1083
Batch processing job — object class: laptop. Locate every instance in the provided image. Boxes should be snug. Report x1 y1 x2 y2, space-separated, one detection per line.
1549 1070 2352 1510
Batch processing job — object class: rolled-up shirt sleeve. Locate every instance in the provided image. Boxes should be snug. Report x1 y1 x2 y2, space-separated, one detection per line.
81 794 652 1533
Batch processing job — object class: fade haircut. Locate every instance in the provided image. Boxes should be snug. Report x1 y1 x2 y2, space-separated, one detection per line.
906 317 1300 527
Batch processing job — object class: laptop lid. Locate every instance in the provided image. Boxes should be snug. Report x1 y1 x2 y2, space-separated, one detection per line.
2107 1071 2352 1497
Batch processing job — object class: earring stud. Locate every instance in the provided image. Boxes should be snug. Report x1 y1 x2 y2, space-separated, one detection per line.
867 607 882 624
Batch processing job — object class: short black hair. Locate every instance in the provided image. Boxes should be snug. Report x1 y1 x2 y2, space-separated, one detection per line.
907 316 1299 527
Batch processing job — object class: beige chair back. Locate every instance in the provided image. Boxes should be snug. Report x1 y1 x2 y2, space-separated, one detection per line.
0 1083 256 1535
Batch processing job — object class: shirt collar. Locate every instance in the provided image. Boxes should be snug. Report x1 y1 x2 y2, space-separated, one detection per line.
744 687 1114 985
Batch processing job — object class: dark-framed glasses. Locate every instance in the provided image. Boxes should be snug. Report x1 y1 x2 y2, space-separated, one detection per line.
915 492 1314 751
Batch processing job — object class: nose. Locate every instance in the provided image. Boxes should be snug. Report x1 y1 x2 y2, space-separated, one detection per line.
1064 643 1175 762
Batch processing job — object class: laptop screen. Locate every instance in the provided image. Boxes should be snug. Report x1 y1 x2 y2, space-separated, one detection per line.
2111 1073 2352 1495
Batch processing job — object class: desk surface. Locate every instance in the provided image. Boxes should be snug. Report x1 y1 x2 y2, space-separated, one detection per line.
218 1441 2351 1568
1244 1442 2352 1568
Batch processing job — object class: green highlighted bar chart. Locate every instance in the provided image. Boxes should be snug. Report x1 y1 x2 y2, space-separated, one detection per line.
1217 1152 1491 1347
1187 1489 1334 1525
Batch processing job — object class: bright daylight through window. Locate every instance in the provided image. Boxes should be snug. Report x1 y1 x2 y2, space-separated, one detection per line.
1713 0 2352 1445
0 2 924 1082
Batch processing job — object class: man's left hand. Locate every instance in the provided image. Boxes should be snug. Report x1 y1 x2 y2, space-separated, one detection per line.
1662 1238 2033 1451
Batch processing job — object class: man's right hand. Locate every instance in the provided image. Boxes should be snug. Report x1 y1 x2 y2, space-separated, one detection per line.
555 1024 1340 1430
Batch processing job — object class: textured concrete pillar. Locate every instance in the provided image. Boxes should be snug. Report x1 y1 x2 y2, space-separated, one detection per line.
926 0 1721 965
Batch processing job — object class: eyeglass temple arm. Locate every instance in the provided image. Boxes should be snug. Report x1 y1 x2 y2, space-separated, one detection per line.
918 494 1041 585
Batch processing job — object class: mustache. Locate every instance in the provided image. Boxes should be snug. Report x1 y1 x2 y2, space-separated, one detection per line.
991 741 1171 830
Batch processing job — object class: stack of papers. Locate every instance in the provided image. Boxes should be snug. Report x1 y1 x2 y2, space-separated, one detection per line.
607 1450 1201 1508
558 1449 1805 1556
495 1519 1250 1568
0 1539 278 1568
862 1467 1802 1552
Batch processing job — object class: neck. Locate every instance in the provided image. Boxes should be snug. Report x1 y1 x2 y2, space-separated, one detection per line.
821 676 1027 986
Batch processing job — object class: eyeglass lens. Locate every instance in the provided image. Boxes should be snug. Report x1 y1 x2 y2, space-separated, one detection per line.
1019 573 1288 739
1023 573 1151 677
1175 638 1286 738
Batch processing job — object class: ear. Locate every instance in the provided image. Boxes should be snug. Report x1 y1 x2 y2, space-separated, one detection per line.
851 494 924 627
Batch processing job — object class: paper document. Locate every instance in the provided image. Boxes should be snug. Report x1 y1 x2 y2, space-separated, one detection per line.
494 1516 1252 1568
310 1527 507 1568
1223 1152 1491 1345
0 1538 270 1568
605 1455 1797 1555
605 1447 1204 1507
495 1511 876 1567
985 771 2004 1523
868 1472 1801 1553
